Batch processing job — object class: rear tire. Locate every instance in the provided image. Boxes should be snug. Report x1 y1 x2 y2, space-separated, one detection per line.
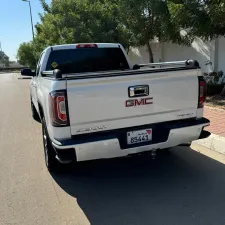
31 99 40 122
42 117 61 172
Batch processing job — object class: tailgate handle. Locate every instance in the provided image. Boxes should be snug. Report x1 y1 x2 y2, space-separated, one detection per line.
128 85 149 97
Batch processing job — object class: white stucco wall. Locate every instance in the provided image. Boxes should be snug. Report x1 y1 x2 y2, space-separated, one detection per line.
163 38 214 73
218 38 225 73
217 38 225 83
128 43 162 65
128 37 225 75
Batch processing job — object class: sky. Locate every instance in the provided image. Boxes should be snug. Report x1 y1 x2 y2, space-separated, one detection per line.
0 0 50 61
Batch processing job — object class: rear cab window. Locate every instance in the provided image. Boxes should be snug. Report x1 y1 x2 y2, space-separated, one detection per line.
45 47 130 74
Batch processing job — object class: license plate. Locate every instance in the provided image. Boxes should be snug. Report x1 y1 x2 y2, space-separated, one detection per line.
127 129 152 145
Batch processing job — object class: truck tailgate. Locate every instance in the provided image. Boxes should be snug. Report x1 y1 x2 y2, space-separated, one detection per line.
66 69 199 135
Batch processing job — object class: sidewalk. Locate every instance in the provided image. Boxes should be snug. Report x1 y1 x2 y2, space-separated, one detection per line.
193 106 225 155
204 107 225 137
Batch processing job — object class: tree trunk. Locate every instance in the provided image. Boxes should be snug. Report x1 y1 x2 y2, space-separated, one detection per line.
146 41 154 63
126 46 130 55
220 85 225 97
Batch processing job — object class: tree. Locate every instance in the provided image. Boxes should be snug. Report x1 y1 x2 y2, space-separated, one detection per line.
0 51 9 67
17 0 137 67
167 0 225 96
33 0 136 53
167 0 225 40
119 0 192 62
17 0 196 64
17 42 36 68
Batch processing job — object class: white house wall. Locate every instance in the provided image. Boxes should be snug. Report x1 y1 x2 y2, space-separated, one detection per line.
163 39 213 73
128 37 225 75
128 43 161 65
218 38 225 73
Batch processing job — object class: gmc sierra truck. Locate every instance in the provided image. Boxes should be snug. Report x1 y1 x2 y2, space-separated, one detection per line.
21 43 210 172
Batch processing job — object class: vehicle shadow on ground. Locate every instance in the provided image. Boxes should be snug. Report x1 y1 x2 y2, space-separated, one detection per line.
51 147 225 225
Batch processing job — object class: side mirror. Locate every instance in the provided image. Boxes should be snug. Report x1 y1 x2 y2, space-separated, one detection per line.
21 68 35 76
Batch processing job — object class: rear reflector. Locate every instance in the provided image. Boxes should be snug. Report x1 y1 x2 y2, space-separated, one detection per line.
77 44 98 48
198 78 207 108
49 90 69 127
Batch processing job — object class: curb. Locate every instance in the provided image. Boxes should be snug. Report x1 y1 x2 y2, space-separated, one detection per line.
193 133 225 155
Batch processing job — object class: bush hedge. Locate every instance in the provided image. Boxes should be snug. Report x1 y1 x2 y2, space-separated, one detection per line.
207 83 225 96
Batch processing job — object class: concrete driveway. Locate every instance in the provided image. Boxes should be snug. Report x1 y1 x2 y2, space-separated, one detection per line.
1 73 225 225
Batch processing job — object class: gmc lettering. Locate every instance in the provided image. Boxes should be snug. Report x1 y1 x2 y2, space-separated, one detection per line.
125 98 153 107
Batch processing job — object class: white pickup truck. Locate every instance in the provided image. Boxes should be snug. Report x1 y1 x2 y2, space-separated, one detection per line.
21 43 210 172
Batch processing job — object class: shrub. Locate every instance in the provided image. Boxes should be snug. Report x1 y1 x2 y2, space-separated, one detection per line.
207 83 225 96
204 71 224 84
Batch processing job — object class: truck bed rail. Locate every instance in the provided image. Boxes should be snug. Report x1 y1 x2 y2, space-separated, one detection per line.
136 60 199 69
41 59 200 80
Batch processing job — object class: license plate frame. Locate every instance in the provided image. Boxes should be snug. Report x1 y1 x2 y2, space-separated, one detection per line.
127 129 152 145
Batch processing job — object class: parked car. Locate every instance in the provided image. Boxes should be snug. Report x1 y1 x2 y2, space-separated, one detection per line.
22 43 210 172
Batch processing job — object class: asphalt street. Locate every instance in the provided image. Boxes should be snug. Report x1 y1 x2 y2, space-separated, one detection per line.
0 73 225 225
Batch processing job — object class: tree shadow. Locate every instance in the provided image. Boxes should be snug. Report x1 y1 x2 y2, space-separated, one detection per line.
51 147 225 225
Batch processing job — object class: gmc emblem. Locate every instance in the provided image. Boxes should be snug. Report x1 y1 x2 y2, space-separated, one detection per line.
125 98 153 107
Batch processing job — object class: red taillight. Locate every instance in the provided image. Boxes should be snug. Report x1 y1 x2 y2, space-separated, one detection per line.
49 90 69 126
198 78 207 108
76 43 98 48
